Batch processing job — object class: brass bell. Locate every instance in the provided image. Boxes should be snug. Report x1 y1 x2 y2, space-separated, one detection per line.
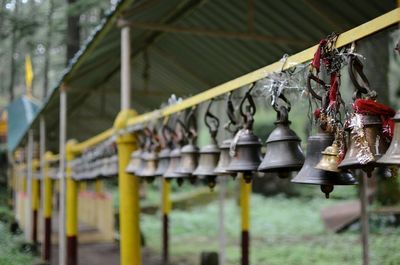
338 114 389 176
193 144 220 186
214 139 236 177
137 150 158 183
163 148 184 185
292 131 357 198
126 149 142 174
315 142 340 172
258 105 304 178
154 147 171 176
175 143 199 177
378 112 400 166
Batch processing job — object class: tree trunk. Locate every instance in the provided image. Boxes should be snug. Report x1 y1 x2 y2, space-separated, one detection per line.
66 0 80 64
43 0 54 99
8 0 19 101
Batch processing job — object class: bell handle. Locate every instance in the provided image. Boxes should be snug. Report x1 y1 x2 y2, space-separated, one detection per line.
204 99 220 141
162 124 175 149
272 93 291 115
277 105 289 123
226 91 238 125
239 83 256 128
306 73 329 101
348 54 377 100
185 106 198 142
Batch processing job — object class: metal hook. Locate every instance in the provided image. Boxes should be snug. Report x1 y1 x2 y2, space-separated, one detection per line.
204 99 220 143
239 83 256 129
348 54 377 100
306 73 329 101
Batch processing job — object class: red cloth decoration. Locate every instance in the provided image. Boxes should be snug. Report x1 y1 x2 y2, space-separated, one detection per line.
311 39 327 72
314 108 321 119
353 99 396 139
328 73 338 109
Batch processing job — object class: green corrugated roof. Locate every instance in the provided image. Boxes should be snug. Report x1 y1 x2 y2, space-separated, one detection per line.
20 0 396 151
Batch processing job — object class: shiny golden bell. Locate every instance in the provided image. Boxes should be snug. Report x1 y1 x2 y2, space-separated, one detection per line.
315 143 340 172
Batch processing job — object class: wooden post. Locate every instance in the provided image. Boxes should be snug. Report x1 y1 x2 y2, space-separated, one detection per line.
240 177 251 265
162 179 171 264
360 173 369 265
42 152 53 262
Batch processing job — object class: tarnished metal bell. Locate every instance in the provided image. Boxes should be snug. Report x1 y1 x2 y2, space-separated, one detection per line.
138 150 158 183
154 147 171 176
163 148 184 185
378 112 400 165
193 144 220 176
292 131 357 198
258 106 304 178
226 129 262 182
175 144 199 176
338 114 389 176
315 142 341 172
126 149 142 174
214 139 236 176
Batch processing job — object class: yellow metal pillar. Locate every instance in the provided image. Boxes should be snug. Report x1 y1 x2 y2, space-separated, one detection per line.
66 140 78 265
32 159 40 243
43 152 53 262
95 179 104 193
79 182 87 193
240 177 251 265
114 110 141 265
162 179 171 264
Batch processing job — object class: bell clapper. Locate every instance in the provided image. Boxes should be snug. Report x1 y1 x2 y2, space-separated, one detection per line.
177 178 184 186
320 184 334 199
243 174 252 183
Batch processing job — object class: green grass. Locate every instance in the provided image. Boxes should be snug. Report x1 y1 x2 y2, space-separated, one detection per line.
0 217 41 265
141 192 400 265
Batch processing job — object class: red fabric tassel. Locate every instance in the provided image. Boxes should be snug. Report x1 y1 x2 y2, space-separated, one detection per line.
328 73 338 109
314 108 321 119
311 39 327 72
353 99 396 139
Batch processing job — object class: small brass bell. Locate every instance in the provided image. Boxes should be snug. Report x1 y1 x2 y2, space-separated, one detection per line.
135 151 147 177
338 114 389 176
214 139 236 177
175 144 199 177
154 147 171 176
378 112 400 165
126 149 142 174
292 131 357 198
138 150 158 183
163 148 184 184
193 144 220 187
315 142 340 172
258 105 304 178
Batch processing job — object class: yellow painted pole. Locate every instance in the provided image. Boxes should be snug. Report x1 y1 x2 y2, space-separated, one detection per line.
162 179 171 264
43 152 53 262
115 110 141 265
240 177 251 265
32 159 40 243
79 182 87 193
66 140 78 265
95 179 104 193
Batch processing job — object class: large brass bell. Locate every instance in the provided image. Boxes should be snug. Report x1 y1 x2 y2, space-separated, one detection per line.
377 112 400 166
338 114 389 176
226 86 262 182
315 142 340 172
214 139 236 176
193 100 221 189
292 131 357 198
258 105 304 178
163 147 184 185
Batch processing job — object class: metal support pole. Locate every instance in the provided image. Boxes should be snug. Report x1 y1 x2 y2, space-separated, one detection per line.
59 88 67 265
32 160 40 243
43 152 53 262
240 176 251 265
162 179 171 264
66 141 78 265
26 130 33 241
121 26 131 111
218 177 226 265
360 173 369 265
95 179 104 194
116 25 141 265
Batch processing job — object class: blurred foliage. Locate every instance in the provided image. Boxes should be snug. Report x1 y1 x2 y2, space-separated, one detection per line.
141 193 400 265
